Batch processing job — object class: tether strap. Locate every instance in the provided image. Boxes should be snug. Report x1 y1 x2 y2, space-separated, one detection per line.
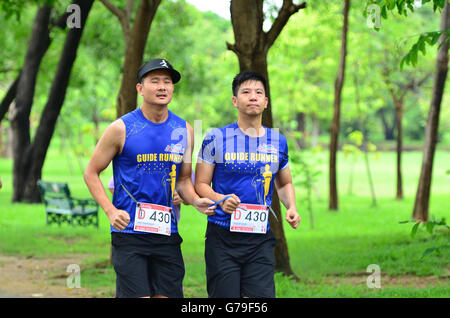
121 184 139 207
268 205 279 222
121 184 176 222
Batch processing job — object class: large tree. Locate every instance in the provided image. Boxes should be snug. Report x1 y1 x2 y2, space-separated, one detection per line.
329 0 350 210
413 1 449 222
99 0 161 118
10 0 94 202
227 0 306 277
9 4 52 201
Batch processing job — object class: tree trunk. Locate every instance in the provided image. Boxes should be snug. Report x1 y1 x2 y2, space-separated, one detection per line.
228 0 306 278
377 106 396 141
21 0 94 202
412 1 449 222
10 4 52 202
311 114 319 147
329 0 350 211
394 100 403 199
0 70 21 123
297 112 306 149
100 0 162 118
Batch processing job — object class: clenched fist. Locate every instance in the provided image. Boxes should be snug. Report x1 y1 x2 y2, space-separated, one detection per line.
220 194 241 214
107 208 130 231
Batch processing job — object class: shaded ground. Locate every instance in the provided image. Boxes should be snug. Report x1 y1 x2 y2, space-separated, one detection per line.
0 254 448 298
0 254 106 298
322 271 450 289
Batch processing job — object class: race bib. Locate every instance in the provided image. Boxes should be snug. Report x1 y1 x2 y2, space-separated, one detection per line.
230 203 268 234
134 202 171 236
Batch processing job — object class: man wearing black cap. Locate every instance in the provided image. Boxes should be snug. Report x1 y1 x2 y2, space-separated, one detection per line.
84 59 215 298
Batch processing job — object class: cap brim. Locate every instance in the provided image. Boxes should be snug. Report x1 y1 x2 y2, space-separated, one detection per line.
138 67 181 84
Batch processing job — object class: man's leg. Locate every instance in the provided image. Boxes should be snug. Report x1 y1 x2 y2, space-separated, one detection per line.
111 233 152 298
240 234 276 298
205 223 241 298
148 233 185 298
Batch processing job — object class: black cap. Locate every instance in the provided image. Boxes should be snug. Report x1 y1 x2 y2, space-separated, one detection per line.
137 59 181 84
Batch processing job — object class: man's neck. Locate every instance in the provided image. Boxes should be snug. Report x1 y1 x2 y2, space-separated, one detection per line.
140 103 169 123
237 114 265 137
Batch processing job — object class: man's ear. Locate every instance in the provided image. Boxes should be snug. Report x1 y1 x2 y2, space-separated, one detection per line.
136 83 143 96
232 96 238 108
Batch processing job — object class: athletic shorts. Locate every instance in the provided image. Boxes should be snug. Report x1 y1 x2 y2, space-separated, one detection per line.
204 222 277 298
111 232 185 298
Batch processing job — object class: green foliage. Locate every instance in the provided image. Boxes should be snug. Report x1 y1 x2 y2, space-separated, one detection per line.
343 131 379 155
289 143 323 230
400 29 450 69
365 0 447 17
0 0 59 21
364 0 449 69
2 0 447 156
399 216 450 259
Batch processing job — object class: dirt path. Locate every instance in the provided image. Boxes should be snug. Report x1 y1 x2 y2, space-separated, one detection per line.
322 271 450 289
0 254 108 298
0 254 448 297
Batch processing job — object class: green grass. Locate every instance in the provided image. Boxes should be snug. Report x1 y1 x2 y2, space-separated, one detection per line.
0 148 448 298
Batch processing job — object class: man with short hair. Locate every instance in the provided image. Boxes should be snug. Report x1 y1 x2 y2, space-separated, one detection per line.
84 59 215 298
195 70 300 298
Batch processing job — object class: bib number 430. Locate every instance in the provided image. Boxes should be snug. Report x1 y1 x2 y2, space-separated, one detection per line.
230 204 268 234
148 210 171 223
235 209 267 223
134 202 171 236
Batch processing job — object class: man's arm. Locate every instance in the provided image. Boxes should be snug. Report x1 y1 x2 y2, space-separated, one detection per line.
176 122 215 214
194 159 241 214
274 167 301 229
84 120 130 231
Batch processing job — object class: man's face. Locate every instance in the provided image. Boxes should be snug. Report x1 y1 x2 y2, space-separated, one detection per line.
136 69 174 107
232 80 268 116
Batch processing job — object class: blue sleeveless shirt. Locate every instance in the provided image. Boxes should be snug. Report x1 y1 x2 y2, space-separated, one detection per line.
198 122 289 230
111 108 187 234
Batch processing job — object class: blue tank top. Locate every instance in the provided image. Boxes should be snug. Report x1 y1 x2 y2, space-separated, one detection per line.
111 108 187 234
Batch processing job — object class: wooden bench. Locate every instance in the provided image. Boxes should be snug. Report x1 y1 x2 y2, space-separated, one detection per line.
37 180 99 227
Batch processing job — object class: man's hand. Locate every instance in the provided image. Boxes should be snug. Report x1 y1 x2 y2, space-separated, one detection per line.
220 194 241 214
285 208 300 229
193 197 216 215
173 191 184 205
107 208 130 231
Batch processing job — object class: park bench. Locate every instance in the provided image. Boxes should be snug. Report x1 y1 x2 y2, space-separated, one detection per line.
37 180 99 227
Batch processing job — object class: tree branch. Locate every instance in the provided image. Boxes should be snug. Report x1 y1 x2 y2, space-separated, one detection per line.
226 41 238 54
99 0 130 40
0 70 21 123
265 0 306 50
98 0 124 20
125 0 135 22
50 11 70 29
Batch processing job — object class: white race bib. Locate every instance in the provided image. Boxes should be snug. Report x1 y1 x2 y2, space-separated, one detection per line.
134 202 171 236
230 203 268 234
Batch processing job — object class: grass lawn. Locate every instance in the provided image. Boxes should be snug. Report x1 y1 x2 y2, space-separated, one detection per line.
0 148 448 297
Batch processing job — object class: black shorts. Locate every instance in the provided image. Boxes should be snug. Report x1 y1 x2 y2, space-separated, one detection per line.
204 222 277 298
111 232 185 298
